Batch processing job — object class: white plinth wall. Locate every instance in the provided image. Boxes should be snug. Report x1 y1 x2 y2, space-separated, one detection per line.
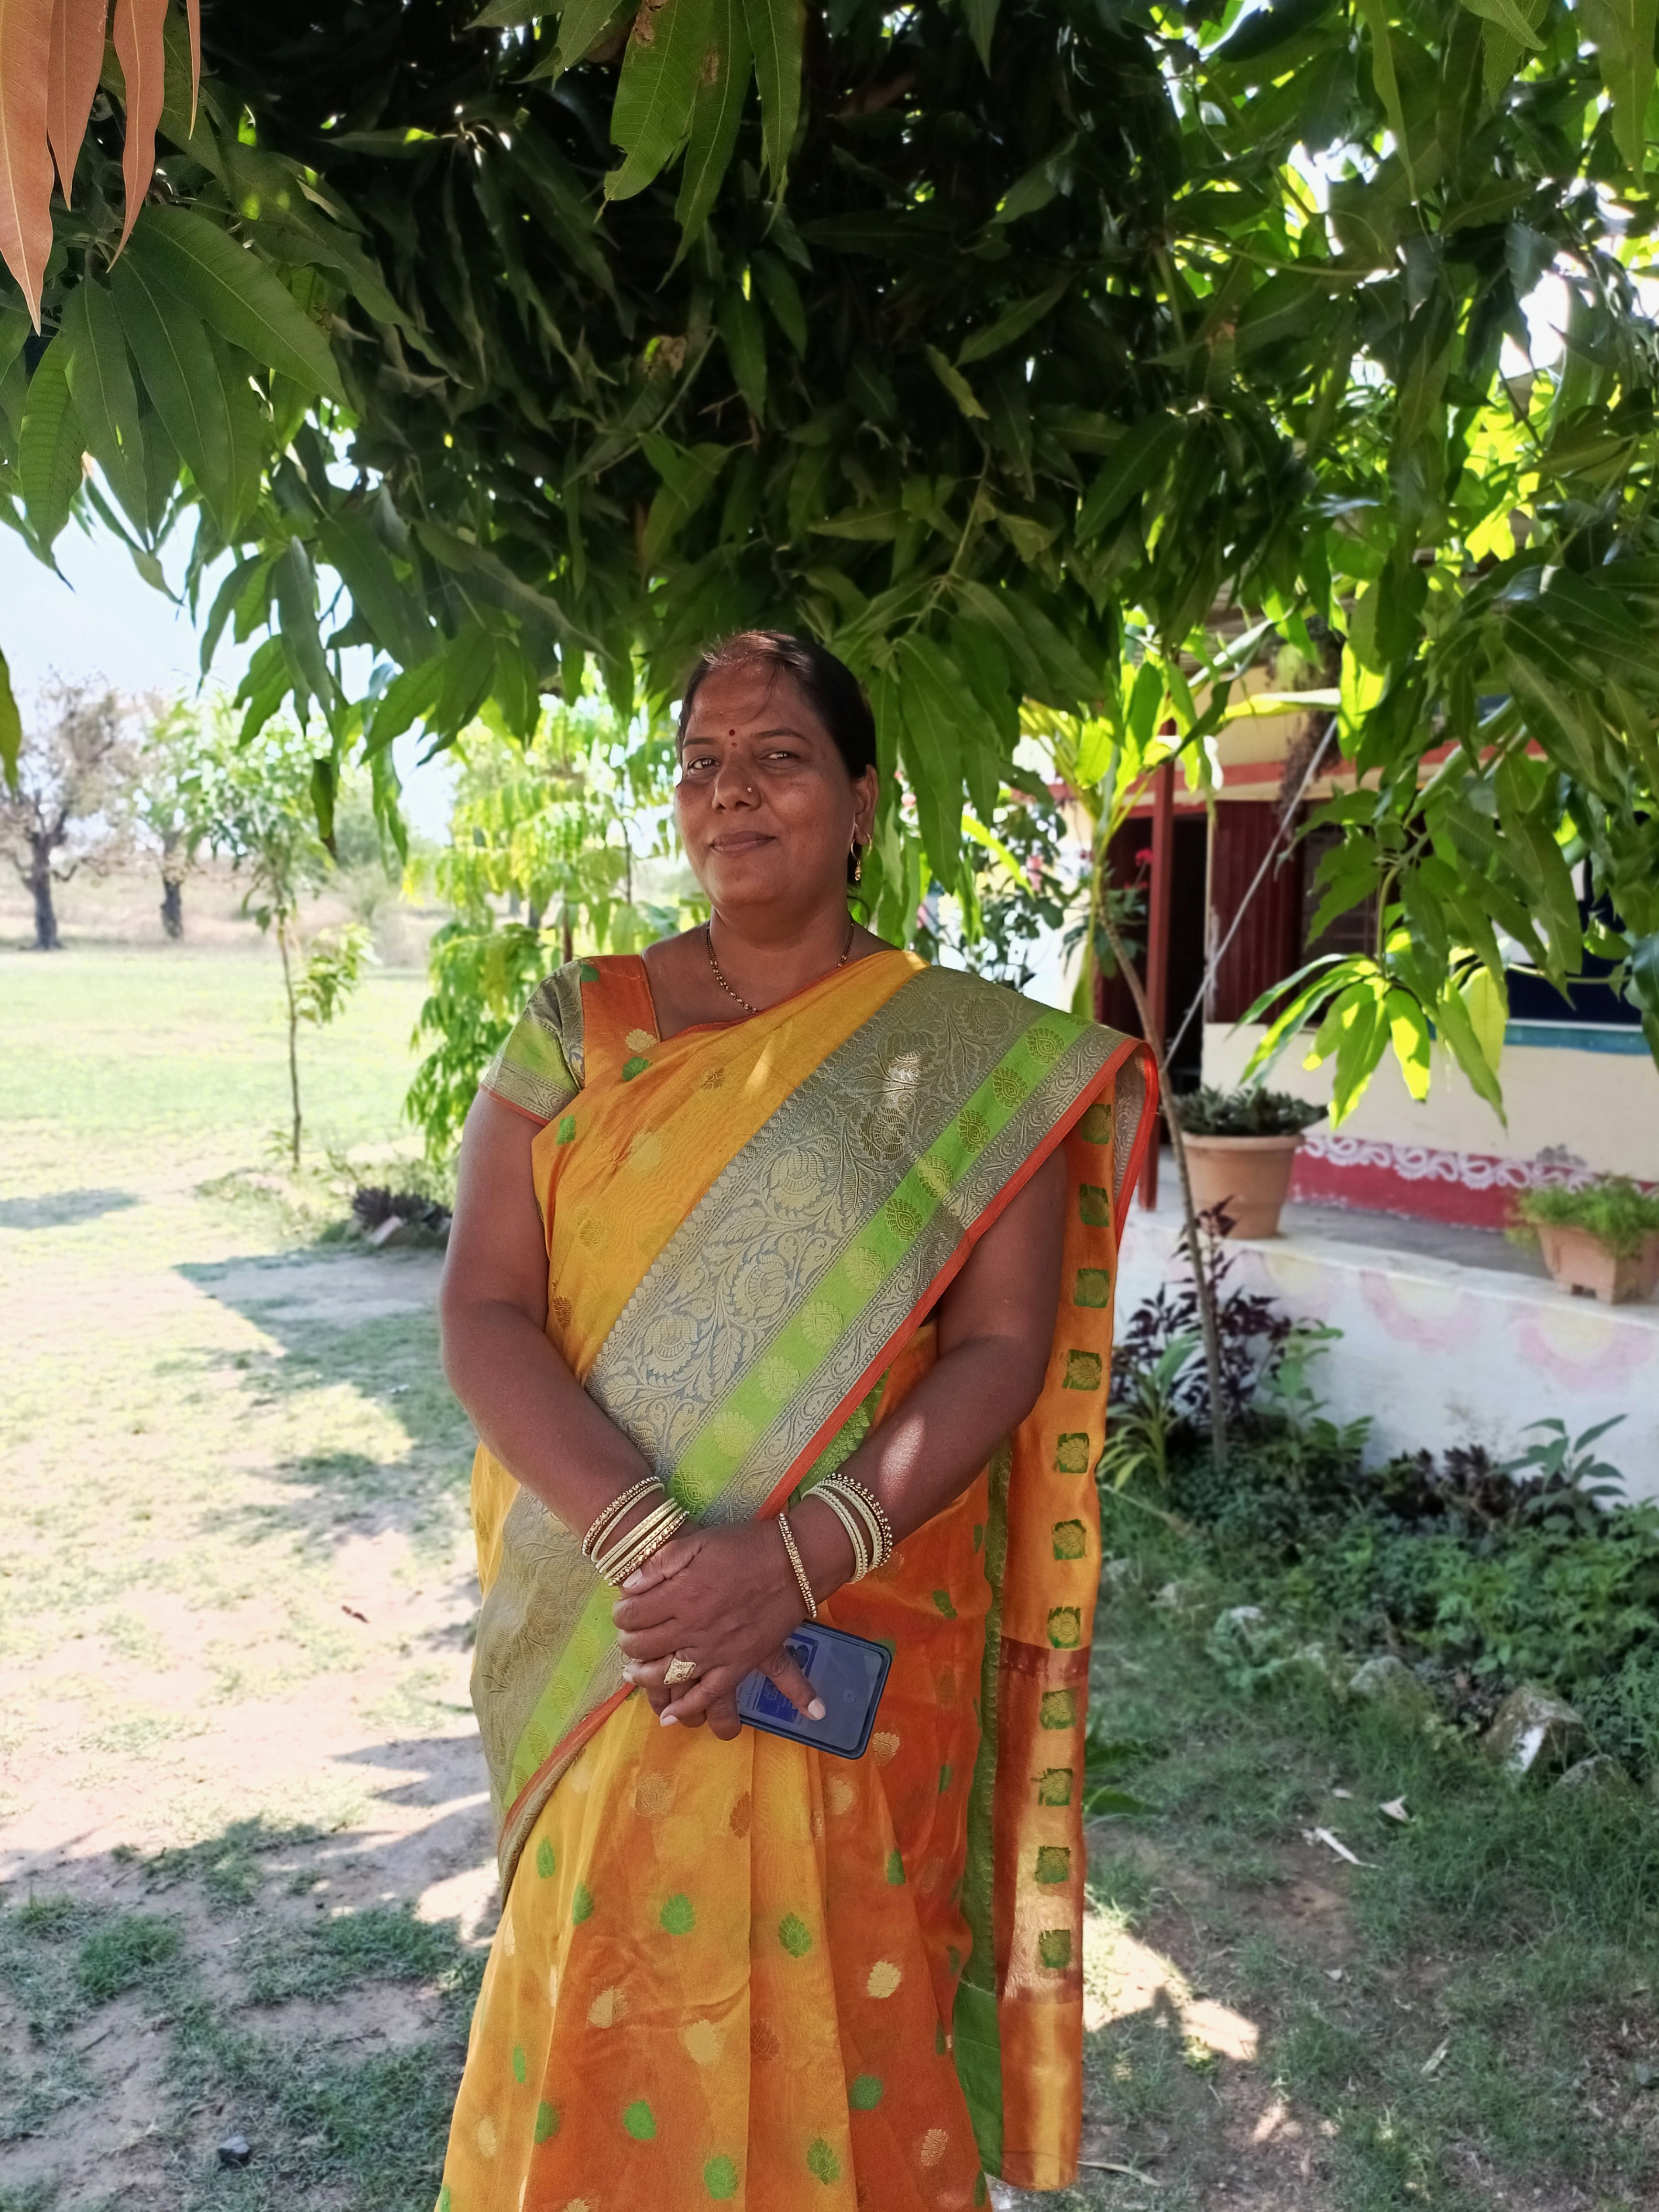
1113 1200 1659 1501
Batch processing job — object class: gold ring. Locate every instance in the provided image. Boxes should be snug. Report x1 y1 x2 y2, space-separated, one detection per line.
663 1654 699 1688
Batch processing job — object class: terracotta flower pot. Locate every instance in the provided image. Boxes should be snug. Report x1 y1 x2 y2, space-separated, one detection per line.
1535 1222 1659 1305
1181 1131 1306 1239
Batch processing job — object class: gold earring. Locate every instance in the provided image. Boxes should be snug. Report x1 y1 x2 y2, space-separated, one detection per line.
851 840 864 885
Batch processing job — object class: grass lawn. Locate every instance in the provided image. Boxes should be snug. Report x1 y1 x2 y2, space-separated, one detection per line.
1052 1526 1659 2212
3 944 1652 2211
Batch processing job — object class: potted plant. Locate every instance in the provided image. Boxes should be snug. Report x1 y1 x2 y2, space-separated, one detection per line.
1170 1085 1327 1240
1512 1176 1659 1305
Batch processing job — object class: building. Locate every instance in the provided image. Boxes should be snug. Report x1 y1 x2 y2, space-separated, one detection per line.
1101 687 1659 1491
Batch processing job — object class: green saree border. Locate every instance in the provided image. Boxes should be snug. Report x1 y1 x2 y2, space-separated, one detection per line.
954 1437 1014 2176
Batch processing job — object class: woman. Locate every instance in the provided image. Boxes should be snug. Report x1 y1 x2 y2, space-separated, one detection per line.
435 631 1154 2211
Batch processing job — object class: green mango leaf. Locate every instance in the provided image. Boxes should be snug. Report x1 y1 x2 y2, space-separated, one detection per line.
895 639 965 891
964 0 998 68
957 278 1069 366
275 537 336 718
1076 415 1180 542
431 623 500 738
1384 986 1433 1100
672 0 752 253
641 435 731 562
606 0 716 201
925 345 987 421
60 282 149 534
753 252 807 354
1321 981 1387 1126
319 504 436 669
907 633 999 821
418 520 581 649
717 283 768 421
523 0 628 77
0 646 21 788
1240 956 1363 1083
1580 0 1659 171
251 206 411 333
128 207 345 402
200 553 273 676
18 348 87 556
1434 980 1507 1118
1355 0 1411 178
743 0 803 188
367 651 445 755
1492 756 1582 984
210 332 265 537
1457 0 1544 48
1628 931 1659 1018
110 257 237 533
1462 962 1508 1068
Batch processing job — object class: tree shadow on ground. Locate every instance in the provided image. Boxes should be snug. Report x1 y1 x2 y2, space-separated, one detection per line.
0 1790 490 2212
177 1250 477 1554
0 1190 139 1231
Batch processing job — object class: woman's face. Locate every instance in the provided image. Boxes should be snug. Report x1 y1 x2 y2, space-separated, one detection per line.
675 660 878 921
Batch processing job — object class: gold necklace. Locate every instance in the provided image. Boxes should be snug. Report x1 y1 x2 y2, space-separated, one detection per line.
704 915 854 1017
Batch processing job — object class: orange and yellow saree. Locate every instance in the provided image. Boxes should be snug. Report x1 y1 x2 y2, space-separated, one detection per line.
437 948 1154 2211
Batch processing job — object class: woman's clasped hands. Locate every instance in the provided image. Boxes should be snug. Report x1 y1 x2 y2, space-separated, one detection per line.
612 1519 827 1739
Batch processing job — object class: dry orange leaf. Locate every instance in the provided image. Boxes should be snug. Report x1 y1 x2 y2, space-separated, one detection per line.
111 0 167 255
0 0 57 325
46 0 109 210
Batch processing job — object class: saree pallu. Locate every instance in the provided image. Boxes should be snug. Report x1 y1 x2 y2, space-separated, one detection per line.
437 949 1154 2212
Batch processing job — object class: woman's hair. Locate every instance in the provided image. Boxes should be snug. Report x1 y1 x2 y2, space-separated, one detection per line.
677 631 877 783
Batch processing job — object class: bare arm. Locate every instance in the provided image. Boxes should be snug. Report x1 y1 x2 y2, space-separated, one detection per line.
439 1090 658 1531
614 1145 1068 1728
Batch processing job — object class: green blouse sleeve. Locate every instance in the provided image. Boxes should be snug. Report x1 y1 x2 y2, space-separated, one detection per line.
478 966 586 1125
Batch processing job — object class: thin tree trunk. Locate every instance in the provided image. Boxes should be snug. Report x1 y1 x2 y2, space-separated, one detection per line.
29 840 59 951
1096 863 1229 1472
278 924 302 1169
161 833 184 940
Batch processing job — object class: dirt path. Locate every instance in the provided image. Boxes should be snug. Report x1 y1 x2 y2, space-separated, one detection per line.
0 951 499 2206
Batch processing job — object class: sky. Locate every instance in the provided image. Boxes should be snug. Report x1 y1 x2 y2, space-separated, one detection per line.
0 519 457 841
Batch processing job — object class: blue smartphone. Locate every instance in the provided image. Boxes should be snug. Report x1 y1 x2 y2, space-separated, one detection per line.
736 1622 892 1759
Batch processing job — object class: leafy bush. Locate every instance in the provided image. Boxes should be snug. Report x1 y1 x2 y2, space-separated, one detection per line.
1106 1256 1658 1771
1512 1174 1659 1259
1171 1085 1327 1138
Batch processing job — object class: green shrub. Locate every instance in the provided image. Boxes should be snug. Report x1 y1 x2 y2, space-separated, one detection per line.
1512 1174 1659 1258
1171 1084 1327 1137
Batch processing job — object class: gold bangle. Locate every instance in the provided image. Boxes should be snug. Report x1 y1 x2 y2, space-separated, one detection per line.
593 1499 686 1584
593 1513 676 1583
775 1510 818 1621
588 1492 675 1577
581 1478 663 1563
810 1485 870 1581
594 1500 684 1582
818 1475 893 1570
597 1513 686 1589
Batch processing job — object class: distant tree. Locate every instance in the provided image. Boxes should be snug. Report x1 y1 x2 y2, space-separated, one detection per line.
407 698 686 1155
0 683 134 951
133 699 214 941
192 709 373 1165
